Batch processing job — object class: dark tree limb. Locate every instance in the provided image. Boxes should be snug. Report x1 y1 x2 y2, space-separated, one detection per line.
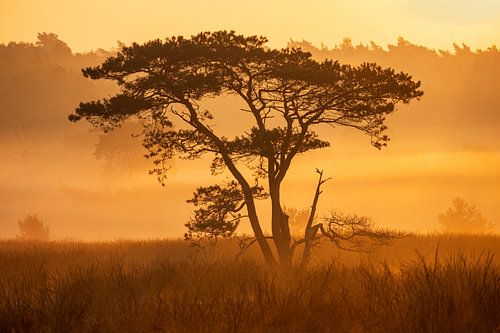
318 212 406 252
300 169 331 267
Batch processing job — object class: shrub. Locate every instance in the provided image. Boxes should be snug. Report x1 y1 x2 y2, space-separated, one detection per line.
17 214 50 241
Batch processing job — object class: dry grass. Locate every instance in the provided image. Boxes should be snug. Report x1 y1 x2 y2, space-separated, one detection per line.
0 234 499 332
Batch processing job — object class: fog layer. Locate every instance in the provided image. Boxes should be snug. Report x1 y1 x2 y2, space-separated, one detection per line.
1 34 498 239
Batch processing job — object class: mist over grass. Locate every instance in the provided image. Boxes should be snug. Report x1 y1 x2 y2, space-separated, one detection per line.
1 234 499 332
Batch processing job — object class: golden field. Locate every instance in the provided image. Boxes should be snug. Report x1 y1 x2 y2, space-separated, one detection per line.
1 234 498 332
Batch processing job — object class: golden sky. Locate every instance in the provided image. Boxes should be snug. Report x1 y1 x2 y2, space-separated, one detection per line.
1 0 500 52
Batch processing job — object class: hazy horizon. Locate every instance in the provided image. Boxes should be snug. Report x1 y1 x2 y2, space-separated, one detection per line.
2 0 500 53
0 31 499 240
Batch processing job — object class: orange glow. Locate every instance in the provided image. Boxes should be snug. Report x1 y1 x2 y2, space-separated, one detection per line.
0 2 499 240
1 0 499 52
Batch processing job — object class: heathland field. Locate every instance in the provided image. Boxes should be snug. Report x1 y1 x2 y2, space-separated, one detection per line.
0 234 499 332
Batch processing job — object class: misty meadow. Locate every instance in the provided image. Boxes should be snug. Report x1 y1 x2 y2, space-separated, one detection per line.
1 236 499 332
1 1 500 331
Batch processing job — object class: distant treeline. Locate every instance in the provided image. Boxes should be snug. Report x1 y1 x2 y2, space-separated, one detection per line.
0 33 115 142
1 33 499 152
289 37 500 150
1 33 499 239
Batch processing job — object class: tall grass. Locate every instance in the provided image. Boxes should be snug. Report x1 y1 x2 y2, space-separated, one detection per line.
0 234 498 332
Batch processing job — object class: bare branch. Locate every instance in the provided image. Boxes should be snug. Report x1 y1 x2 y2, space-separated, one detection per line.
318 211 406 252
236 235 274 257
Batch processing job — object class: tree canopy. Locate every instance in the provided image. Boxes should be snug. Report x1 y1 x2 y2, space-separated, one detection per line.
70 31 423 267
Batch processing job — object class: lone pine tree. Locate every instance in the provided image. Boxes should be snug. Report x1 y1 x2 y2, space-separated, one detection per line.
70 31 422 268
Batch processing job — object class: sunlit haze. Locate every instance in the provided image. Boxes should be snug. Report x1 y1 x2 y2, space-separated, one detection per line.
2 3 500 331
1 0 499 240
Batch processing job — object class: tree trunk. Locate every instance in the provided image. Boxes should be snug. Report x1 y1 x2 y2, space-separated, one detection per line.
241 186 277 268
300 170 329 268
301 224 320 268
270 183 292 268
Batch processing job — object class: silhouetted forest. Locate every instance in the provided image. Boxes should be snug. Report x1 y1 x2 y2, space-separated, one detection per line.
289 37 500 150
3 34 499 150
0 33 498 239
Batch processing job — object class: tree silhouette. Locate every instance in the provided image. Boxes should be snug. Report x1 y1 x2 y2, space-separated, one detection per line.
283 206 310 237
70 31 422 268
94 121 150 177
439 197 495 234
17 214 50 241
36 32 72 56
